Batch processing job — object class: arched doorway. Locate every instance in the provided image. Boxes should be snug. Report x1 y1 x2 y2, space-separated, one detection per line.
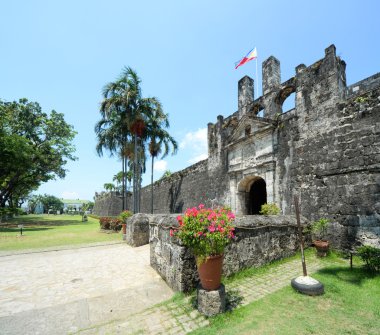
248 178 267 214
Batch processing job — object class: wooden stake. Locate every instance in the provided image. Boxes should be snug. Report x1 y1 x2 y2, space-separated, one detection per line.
294 195 307 276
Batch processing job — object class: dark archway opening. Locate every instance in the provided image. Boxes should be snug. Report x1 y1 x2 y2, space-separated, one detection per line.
248 178 267 214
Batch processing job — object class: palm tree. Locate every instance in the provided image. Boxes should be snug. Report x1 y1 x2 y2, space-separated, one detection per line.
103 183 116 192
95 108 130 210
95 67 142 211
96 67 171 213
146 105 178 213
95 67 177 213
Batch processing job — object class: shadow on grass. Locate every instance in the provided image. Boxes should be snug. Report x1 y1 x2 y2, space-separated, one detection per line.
1 220 86 227
225 288 244 311
0 227 52 232
316 266 377 286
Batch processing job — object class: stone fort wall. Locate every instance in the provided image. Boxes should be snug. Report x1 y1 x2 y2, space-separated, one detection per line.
139 160 229 213
94 45 380 250
273 47 380 249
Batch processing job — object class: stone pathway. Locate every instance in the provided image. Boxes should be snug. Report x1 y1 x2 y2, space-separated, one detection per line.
0 243 173 335
78 256 325 335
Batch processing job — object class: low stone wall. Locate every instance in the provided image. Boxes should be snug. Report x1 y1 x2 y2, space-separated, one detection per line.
125 213 151 247
149 214 309 292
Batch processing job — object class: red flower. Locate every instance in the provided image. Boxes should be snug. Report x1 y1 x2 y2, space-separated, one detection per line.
174 204 236 258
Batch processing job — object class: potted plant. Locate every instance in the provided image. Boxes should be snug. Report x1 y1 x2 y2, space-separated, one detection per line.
171 204 236 290
309 218 330 257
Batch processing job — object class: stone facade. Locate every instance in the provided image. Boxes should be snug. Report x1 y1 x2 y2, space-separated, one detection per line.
95 45 380 249
149 214 307 292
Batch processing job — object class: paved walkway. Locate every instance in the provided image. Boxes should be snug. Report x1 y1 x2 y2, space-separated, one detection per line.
0 243 173 335
78 256 325 335
0 243 327 335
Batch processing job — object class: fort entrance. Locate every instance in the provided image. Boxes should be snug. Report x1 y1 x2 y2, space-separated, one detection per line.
248 178 267 214
236 176 268 215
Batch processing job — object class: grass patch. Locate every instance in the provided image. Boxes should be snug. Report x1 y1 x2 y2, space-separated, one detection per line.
223 249 316 284
190 259 380 335
0 214 121 251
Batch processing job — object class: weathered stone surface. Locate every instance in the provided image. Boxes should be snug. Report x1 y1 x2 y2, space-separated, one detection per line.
139 160 230 214
197 284 226 317
126 213 151 247
149 214 308 292
92 192 123 217
149 214 198 292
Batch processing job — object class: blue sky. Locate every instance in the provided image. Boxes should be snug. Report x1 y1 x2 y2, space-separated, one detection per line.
1 0 379 201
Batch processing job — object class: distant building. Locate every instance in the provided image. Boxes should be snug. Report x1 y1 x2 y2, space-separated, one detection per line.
34 202 44 214
61 199 90 212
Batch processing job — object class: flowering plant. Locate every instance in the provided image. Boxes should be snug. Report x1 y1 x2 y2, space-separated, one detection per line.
171 204 236 262
99 217 123 231
119 210 133 222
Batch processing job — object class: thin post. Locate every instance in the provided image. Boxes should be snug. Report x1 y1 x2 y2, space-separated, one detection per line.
122 155 125 211
294 195 307 276
255 57 259 99
151 156 154 214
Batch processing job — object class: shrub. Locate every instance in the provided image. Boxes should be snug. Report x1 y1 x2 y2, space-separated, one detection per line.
99 217 112 230
119 210 133 222
260 203 280 215
99 217 123 231
308 218 329 240
110 218 123 231
357 245 380 272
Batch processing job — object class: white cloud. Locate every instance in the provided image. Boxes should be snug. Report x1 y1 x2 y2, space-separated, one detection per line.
188 153 208 164
61 191 80 199
154 160 168 172
180 128 208 164
180 128 207 149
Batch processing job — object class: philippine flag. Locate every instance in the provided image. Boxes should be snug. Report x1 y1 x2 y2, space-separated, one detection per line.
235 48 257 69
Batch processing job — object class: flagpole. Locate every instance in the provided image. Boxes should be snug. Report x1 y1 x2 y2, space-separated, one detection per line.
255 57 259 99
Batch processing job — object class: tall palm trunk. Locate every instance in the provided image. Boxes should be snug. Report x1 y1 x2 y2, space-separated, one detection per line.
151 155 154 214
121 156 125 211
133 134 138 213
124 157 128 210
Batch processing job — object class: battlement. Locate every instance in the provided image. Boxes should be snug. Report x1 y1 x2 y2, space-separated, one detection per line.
207 44 380 158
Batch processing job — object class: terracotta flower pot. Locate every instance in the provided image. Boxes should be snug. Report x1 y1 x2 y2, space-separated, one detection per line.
197 254 224 291
313 240 329 257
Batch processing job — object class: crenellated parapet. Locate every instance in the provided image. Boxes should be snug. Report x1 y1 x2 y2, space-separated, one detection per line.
134 44 379 249
207 44 351 163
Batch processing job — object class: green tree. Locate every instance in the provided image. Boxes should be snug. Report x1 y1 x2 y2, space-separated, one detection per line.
103 183 116 192
95 67 176 213
40 194 64 213
0 99 77 208
146 106 178 213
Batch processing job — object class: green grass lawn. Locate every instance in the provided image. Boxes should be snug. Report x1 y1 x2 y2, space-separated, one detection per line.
190 255 380 335
0 214 121 251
